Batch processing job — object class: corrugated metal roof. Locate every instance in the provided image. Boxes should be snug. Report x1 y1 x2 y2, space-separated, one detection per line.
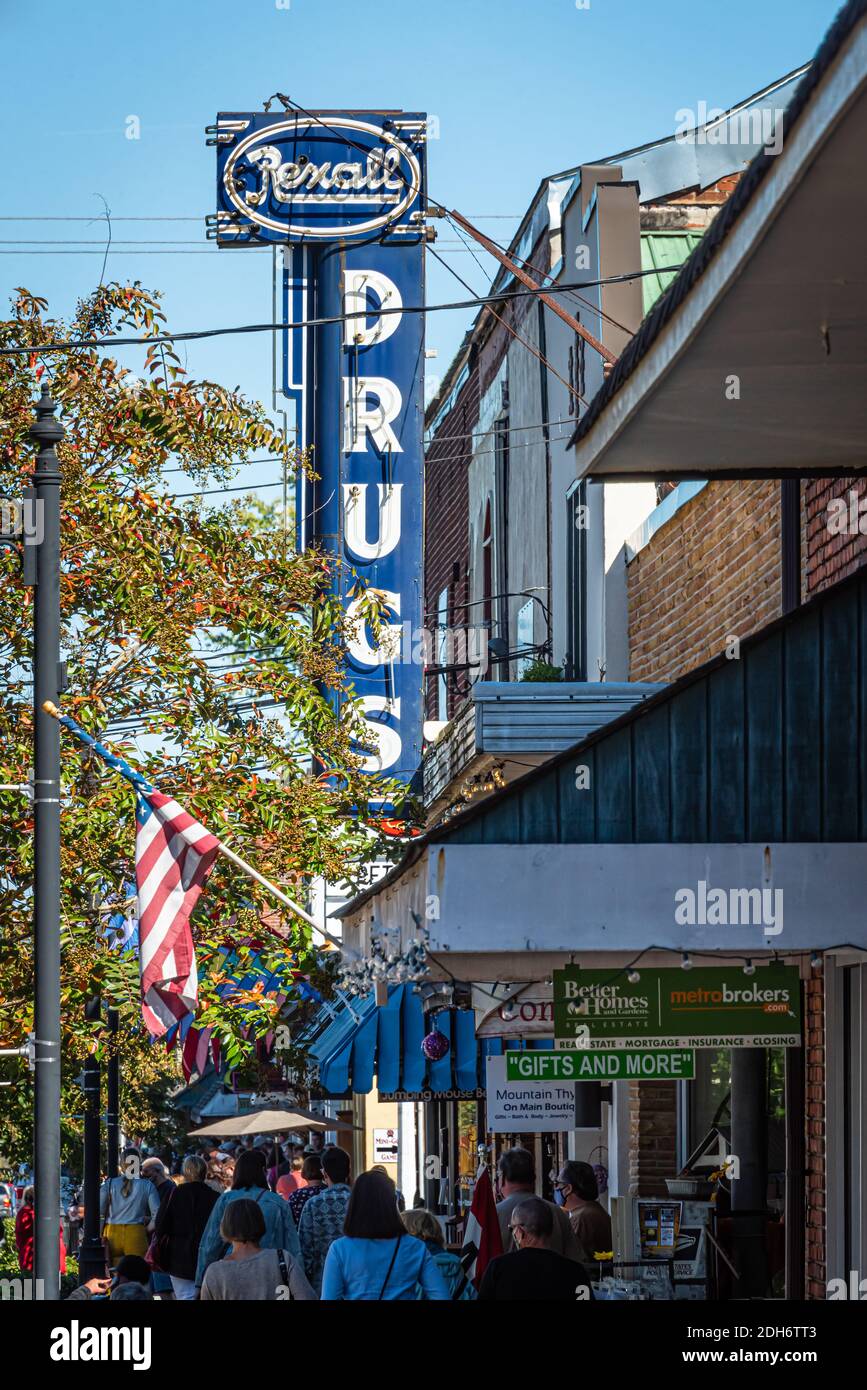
569 0 867 451
640 231 705 313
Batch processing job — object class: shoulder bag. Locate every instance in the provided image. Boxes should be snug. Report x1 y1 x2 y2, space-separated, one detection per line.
377 1234 403 1300
276 1248 295 1300
100 1178 114 1275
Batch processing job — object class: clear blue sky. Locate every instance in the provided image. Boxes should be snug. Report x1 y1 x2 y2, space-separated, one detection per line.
0 0 843 493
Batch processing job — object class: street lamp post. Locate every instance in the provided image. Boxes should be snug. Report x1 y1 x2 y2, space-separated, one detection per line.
30 386 63 1300
77 996 106 1284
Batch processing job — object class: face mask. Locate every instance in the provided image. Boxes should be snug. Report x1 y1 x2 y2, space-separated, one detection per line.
554 1187 568 1206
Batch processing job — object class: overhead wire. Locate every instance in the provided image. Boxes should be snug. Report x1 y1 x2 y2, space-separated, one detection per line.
0 267 665 357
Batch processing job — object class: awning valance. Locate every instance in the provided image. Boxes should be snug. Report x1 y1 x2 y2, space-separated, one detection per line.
308 984 553 1096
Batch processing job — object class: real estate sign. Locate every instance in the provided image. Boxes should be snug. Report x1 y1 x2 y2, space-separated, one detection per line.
553 966 801 1048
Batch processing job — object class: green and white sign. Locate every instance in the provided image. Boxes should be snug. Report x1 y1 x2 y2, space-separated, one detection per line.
505 1049 695 1082
553 966 802 1049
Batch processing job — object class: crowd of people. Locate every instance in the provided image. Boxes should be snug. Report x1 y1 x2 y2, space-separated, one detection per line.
23 1133 609 1302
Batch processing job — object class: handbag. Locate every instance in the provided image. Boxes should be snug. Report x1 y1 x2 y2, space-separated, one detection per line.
100 1178 114 1275
145 1185 175 1272
377 1234 403 1300
276 1248 295 1300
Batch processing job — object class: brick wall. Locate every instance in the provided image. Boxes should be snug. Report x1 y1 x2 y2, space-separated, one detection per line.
804 475 867 599
627 480 782 683
628 1080 678 1196
423 367 478 720
805 971 826 1299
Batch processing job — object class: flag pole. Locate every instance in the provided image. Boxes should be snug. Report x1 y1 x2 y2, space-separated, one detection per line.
42 700 357 959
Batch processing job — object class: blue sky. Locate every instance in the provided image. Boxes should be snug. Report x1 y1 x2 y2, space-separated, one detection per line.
0 0 843 494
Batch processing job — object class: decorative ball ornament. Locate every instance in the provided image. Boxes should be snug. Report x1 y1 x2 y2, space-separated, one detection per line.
421 1028 450 1062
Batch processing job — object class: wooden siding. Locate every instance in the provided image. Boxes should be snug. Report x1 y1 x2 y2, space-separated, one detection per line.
444 566 867 846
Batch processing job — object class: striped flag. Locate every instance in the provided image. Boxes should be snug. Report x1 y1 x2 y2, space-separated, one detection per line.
48 708 221 1039
182 1022 215 1081
461 1162 503 1288
136 788 220 1037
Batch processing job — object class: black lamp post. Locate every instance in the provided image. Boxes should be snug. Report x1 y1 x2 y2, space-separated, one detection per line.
77 996 106 1283
29 387 63 1300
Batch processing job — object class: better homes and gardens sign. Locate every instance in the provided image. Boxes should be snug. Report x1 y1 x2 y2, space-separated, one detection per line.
553 966 802 1049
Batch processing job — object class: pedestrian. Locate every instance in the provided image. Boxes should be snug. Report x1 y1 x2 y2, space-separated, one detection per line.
371 1164 406 1212
287 1154 324 1225
67 1253 152 1301
554 1160 613 1263
141 1156 176 1297
152 1155 219 1301
275 1147 307 1198
14 1186 67 1278
298 1146 352 1295
195 1149 300 1291
479 1196 593 1301
321 1170 449 1301
99 1148 160 1264
401 1208 477 1300
200 1198 316 1301
495 1147 582 1261
66 1188 83 1258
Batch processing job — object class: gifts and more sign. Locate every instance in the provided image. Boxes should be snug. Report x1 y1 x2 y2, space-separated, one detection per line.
553 965 802 1049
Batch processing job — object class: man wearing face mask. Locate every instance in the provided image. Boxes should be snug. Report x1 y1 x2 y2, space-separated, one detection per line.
479 1197 593 1301
495 1148 582 1261
554 1161 612 1264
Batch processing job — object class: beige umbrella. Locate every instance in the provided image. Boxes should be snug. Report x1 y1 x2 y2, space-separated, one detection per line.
187 1106 357 1138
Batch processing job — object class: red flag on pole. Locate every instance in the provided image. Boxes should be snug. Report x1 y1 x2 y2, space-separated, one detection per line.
461 1161 503 1288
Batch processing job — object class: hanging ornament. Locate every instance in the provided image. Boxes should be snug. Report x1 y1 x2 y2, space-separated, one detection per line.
421 1028 450 1062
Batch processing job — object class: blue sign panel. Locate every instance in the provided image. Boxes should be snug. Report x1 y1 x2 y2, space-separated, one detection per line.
211 111 426 246
301 240 425 791
214 110 427 798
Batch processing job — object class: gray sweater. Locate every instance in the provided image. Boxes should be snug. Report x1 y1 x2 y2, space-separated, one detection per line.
496 1192 584 1261
200 1248 317 1301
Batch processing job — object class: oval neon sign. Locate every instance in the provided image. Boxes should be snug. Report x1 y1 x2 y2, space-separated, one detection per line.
223 117 422 240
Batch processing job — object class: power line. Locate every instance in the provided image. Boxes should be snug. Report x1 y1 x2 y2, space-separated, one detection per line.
0 269 664 358
429 244 588 412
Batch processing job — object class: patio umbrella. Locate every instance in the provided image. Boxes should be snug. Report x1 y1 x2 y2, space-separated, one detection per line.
187 1106 357 1137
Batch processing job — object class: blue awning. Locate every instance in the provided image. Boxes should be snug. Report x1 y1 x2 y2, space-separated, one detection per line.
309 985 493 1096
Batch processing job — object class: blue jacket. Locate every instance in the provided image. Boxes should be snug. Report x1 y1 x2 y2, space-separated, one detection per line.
321 1234 450 1301
195 1187 300 1287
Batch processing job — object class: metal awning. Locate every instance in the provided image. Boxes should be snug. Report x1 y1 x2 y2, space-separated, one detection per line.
571 3 867 481
307 984 527 1095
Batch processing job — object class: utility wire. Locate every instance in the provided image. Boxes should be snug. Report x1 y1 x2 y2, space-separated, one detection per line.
428 245 588 412
0 268 664 357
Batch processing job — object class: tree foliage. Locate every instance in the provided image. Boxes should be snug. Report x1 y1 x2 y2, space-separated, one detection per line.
0 282 397 1150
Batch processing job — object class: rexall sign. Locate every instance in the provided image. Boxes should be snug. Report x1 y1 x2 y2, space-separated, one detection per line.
212 111 427 797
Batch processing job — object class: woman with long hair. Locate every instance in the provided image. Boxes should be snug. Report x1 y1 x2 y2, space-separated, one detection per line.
200 1198 315 1301
194 1149 301 1291
99 1149 160 1264
321 1170 449 1301
152 1155 220 1301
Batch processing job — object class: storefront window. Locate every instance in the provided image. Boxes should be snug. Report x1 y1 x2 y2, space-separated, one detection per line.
687 1048 786 1192
456 1101 478 1213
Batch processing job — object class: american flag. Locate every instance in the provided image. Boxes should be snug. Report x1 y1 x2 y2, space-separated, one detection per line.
50 710 221 1038
136 787 220 1037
